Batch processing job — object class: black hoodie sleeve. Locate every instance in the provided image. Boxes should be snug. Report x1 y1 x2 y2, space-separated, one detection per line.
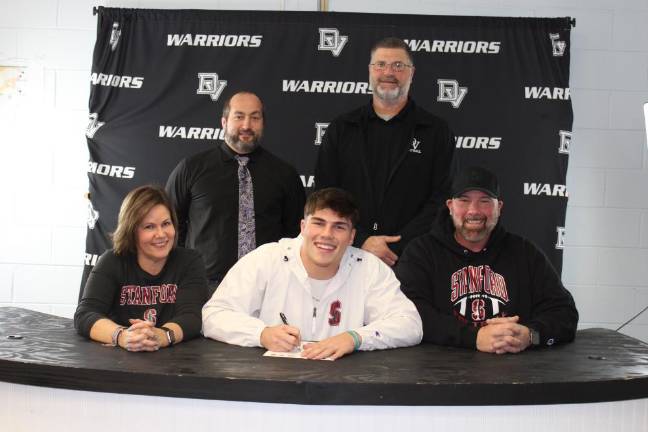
520 239 579 346
74 251 121 338
396 237 479 348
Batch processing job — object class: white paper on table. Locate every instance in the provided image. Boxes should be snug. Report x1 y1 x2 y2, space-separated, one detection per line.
263 341 334 361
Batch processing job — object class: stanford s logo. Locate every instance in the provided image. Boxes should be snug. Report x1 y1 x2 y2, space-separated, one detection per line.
328 300 341 326
437 79 468 108
197 73 227 101
318 28 348 57
143 308 157 325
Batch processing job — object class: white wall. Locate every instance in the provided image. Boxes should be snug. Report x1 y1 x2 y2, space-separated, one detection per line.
0 0 646 342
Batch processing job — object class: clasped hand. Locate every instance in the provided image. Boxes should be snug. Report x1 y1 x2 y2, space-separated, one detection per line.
118 319 161 352
476 316 531 354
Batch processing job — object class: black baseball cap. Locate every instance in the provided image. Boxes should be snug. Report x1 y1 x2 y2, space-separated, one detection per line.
451 166 500 199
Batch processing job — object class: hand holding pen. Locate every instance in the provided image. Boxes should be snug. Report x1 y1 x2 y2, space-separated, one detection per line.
259 312 301 352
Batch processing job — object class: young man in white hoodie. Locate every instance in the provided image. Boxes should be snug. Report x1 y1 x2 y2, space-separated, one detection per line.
202 188 422 360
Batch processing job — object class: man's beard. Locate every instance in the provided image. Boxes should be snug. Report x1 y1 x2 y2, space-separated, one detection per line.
370 75 411 103
455 216 497 245
224 128 262 154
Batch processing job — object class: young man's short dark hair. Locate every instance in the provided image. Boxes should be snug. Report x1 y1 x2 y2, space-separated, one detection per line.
304 188 360 227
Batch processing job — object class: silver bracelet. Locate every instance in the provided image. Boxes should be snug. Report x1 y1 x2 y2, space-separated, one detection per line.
111 326 126 347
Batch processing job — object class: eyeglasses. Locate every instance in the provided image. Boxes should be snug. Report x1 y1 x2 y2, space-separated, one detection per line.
369 61 413 72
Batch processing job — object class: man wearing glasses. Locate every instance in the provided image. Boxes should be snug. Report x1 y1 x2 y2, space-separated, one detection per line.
315 37 456 268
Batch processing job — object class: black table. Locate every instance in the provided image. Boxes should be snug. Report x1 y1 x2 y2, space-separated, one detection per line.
1 307 647 406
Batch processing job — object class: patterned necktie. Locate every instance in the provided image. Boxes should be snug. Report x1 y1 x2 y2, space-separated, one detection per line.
236 155 256 258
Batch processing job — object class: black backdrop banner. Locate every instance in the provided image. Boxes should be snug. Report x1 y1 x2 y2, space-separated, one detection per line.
83 8 573 292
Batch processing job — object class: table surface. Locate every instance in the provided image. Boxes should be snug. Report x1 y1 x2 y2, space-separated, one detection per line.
1 307 647 405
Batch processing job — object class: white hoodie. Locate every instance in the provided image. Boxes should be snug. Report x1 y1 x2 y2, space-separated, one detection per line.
202 236 422 350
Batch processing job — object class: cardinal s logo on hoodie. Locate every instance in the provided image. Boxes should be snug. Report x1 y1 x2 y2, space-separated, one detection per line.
450 265 509 325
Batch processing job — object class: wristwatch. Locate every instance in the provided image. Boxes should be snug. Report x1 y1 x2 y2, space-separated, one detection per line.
160 326 176 346
528 328 540 346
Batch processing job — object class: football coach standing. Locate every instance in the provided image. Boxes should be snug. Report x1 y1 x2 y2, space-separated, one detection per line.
315 37 456 267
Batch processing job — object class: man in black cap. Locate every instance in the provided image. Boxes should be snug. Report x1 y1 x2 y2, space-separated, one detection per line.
395 166 578 354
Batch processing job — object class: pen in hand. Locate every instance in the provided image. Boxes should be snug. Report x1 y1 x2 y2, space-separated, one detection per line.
280 312 289 325
279 312 301 349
